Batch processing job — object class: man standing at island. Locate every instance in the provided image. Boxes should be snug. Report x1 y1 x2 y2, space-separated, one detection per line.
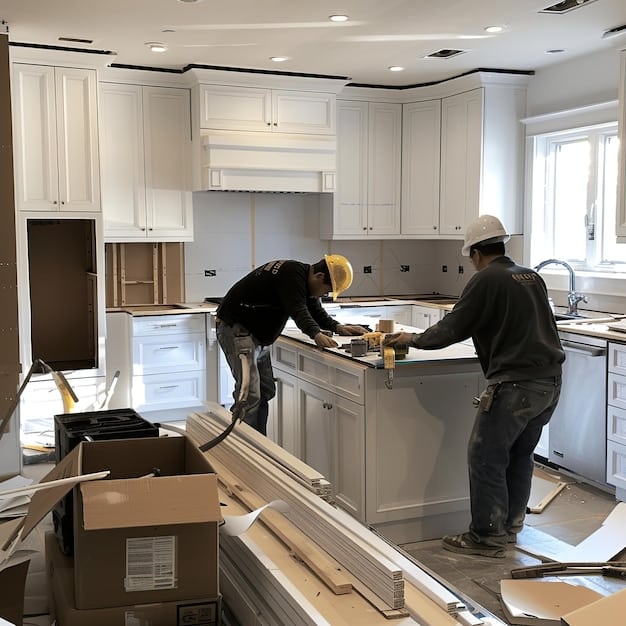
216 255 368 435
383 215 564 558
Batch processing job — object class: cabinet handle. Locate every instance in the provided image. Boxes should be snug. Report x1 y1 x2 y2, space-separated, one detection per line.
158 385 179 390
152 323 178 328
141 227 146 231
362 226 367 230
433 225 437 230
266 122 271 126
273 122 278 126
158 345 180 350
52 200 58 204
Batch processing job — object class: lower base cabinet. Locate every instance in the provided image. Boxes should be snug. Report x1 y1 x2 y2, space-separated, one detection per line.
269 336 483 543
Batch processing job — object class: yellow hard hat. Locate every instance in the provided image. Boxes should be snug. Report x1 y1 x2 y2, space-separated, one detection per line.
324 254 353 300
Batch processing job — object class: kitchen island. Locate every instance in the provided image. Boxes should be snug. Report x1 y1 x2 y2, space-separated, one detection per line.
269 325 483 544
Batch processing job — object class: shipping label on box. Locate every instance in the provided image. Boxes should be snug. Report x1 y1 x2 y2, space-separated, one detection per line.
125 535 177 592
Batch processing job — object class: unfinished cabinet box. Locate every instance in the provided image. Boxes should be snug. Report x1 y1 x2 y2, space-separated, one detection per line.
105 242 184 307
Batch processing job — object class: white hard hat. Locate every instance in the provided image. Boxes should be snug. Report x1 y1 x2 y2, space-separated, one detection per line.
461 215 510 256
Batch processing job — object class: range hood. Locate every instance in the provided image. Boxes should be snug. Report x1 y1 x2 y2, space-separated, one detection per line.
199 130 336 193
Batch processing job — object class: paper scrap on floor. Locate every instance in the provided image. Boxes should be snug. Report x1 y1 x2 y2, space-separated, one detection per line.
555 501 626 562
500 579 604 626
561 587 626 625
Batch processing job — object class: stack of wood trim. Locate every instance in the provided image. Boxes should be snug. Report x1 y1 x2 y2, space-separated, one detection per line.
187 411 405 610
203 403 333 501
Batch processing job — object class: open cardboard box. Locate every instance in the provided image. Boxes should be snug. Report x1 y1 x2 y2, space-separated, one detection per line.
0 434 222 621
71 436 222 609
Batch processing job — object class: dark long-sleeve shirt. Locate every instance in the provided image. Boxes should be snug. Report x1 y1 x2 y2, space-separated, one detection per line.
216 260 339 345
412 256 565 382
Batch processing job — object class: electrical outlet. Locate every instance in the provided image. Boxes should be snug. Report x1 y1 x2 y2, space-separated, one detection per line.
400 265 410 272
458 265 464 274
204 269 216 277
363 265 372 274
442 265 448 273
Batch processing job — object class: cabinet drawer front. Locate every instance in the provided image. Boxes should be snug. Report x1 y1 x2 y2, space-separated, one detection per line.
608 404 626 445
274 342 298 372
132 333 206 374
608 372 626 410
133 314 205 336
132 371 205 411
298 350 364 403
607 440 626 489
609 342 626 376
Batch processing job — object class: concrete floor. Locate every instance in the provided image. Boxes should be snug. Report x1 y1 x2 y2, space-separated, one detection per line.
400 469 626 623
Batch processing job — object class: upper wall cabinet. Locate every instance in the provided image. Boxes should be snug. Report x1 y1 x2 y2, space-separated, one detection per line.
100 84 193 242
12 64 100 212
440 85 526 237
320 100 401 238
401 99 441 236
617 51 626 242
197 84 336 135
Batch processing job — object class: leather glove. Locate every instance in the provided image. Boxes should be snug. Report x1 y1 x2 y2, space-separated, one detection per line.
382 331 414 348
314 331 339 348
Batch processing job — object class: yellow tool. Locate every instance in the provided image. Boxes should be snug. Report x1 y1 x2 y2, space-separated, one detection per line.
382 345 395 389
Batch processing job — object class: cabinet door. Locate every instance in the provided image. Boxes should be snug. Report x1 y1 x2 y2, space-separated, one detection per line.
299 380 335 483
143 87 193 240
269 368 300 456
367 102 401 235
198 84 272 131
440 88 483 235
334 394 365 520
333 101 368 235
100 83 147 237
55 67 100 212
401 100 441 235
272 90 335 135
12 63 59 211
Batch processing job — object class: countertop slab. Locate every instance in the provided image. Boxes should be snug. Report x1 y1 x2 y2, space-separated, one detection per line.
106 303 218 315
280 324 478 368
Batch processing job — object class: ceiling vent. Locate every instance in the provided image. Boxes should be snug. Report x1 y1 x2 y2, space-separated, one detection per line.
539 0 598 14
425 49 466 59
58 36 94 44
602 24 626 39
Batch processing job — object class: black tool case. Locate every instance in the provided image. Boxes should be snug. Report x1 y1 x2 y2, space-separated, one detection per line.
53 408 159 555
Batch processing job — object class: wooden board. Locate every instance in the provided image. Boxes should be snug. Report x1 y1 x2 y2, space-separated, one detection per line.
528 468 568 514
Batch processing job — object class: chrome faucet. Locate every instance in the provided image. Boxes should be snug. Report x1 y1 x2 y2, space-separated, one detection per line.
534 258 587 316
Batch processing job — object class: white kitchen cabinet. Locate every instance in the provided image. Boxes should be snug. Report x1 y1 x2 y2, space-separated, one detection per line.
270 340 366 519
439 85 526 237
401 100 441 235
197 84 335 135
100 84 193 241
617 51 626 241
321 100 401 238
106 312 207 421
411 305 442 330
607 342 626 493
12 63 100 212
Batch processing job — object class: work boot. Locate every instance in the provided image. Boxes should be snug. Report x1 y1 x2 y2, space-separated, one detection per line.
441 533 506 558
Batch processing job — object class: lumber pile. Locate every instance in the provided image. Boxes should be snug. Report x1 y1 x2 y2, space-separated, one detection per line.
185 406 497 626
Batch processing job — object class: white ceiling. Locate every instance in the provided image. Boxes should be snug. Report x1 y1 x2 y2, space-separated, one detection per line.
3 0 626 86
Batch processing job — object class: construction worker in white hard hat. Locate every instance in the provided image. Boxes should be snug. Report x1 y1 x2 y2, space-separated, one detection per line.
384 214 565 558
215 255 368 434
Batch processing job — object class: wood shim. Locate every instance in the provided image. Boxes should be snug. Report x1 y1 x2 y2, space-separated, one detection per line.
528 468 568 514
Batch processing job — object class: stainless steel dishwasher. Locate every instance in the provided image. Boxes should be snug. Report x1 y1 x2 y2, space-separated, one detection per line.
548 331 607 484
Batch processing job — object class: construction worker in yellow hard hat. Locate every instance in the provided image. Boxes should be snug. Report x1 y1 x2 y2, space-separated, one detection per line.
215 255 367 434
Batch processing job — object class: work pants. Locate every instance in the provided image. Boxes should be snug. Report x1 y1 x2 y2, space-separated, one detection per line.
467 376 561 547
216 321 276 435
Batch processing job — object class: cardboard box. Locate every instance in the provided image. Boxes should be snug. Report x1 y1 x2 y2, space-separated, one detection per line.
47 532 221 626
71 436 221 609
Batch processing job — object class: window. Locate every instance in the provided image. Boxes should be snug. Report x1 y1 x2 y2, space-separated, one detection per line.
530 123 624 270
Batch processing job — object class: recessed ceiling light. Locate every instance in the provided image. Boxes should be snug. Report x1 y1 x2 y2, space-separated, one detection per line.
329 15 349 22
177 0 203 4
270 56 289 62
484 25 505 33
546 48 565 54
388 66 405 72
146 42 168 53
